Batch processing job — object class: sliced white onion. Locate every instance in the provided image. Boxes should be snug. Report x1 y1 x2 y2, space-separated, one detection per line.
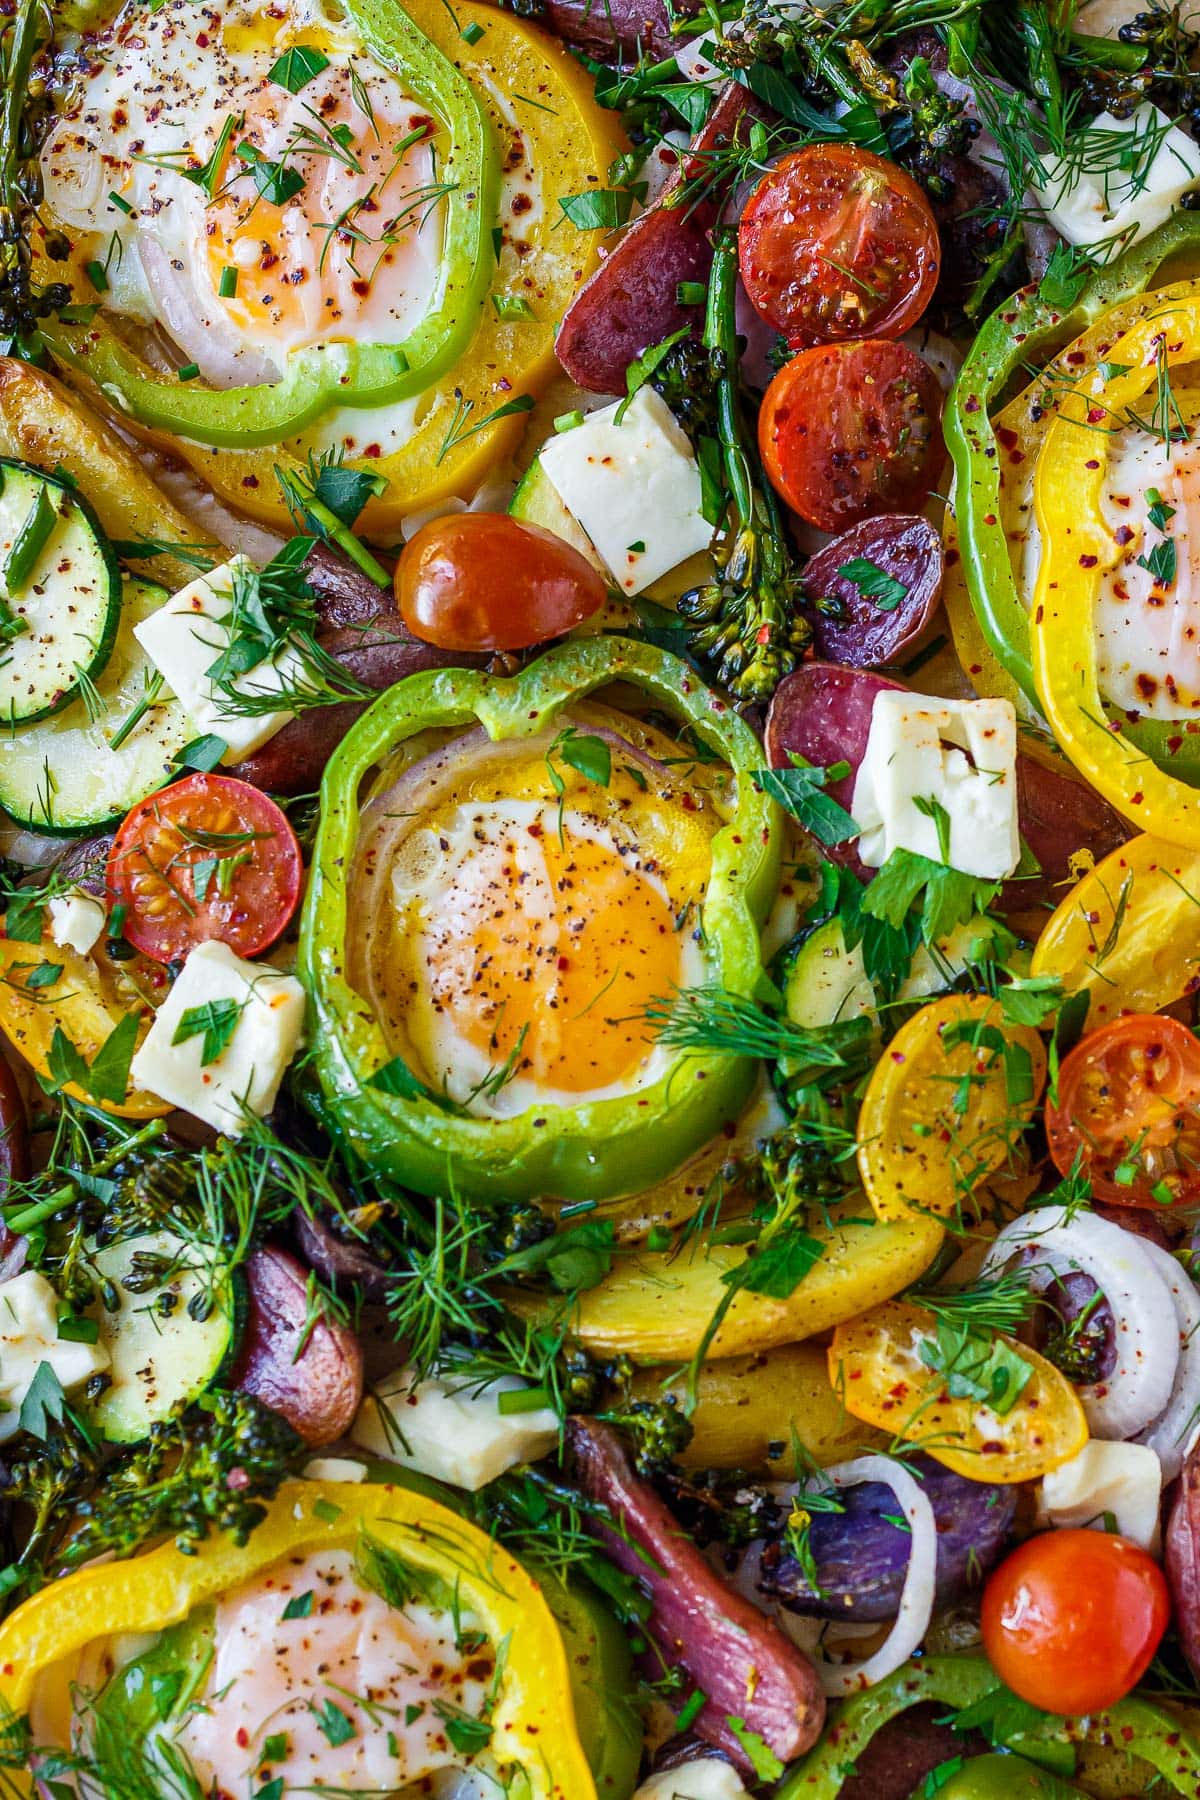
138 238 281 390
811 1456 937 1695
1135 1239 1200 1481
982 1206 1180 1439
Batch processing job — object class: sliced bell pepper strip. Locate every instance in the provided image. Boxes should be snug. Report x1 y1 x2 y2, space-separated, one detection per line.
829 1299 1088 1484
777 1654 1200 1798
0 1480 597 1800
1029 297 1200 844
946 213 1200 775
299 636 781 1205
1030 832 1200 1031
856 994 1046 1224
516 1202 944 1365
73 0 625 533
41 0 497 449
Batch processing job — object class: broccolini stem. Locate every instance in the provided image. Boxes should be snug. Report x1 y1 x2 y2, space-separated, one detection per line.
4 1117 168 1234
704 231 753 532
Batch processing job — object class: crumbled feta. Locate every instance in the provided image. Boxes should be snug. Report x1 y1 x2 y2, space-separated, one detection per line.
132 556 306 763
302 1456 368 1483
129 939 304 1135
1033 104 1200 255
0 1269 109 1442
851 692 1020 880
353 1366 560 1491
538 387 713 595
48 889 106 957
1039 1439 1163 1553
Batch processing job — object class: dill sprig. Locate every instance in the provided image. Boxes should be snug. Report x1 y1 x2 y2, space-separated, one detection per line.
907 1268 1042 1337
641 983 871 1080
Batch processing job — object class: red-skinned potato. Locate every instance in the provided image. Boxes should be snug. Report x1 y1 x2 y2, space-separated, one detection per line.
1167 1441 1200 1684
233 1245 363 1447
800 516 944 669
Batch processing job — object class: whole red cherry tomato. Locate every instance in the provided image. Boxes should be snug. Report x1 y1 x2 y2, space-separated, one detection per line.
758 339 945 533
739 144 941 347
1046 1012 1200 1208
397 513 608 651
107 773 302 964
981 1529 1170 1715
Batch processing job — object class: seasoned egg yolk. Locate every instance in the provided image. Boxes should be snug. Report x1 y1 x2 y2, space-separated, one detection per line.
403 808 688 1097
203 65 439 340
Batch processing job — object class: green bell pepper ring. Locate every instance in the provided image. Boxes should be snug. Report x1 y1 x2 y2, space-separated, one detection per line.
945 211 1200 779
777 1655 1200 1798
924 1754 1087 1800
43 0 497 450
299 636 782 1205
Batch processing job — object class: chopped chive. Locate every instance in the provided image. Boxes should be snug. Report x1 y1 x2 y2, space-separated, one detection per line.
676 1689 707 1733
461 18 485 42
497 1385 552 1415
108 190 134 215
312 1496 342 1523
490 225 504 260
491 292 535 321
85 260 109 293
646 1224 672 1251
218 265 238 298
676 279 705 306
177 362 200 382
627 539 646 553
554 409 584 433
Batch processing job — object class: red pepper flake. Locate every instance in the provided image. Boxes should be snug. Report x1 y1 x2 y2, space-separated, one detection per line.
1079 554 1098 568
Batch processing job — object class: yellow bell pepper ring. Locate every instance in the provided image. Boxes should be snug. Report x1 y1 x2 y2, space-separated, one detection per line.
1030 832 1200 1032
1031 296 1200 846
0 1480 597 1800
856 994 1046 1224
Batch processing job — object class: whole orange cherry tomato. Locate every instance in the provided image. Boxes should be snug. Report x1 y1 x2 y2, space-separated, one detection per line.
1046 1013 1200 1208
758 339 944 533
397 514 608 651
739 144 940 347
981 1529 1169 1714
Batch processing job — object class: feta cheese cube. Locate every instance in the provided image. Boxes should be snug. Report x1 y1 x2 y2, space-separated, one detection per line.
635 1763 748 1800
0 1269 110 1442
1033 105 1200 256
48 889 106 957
129 939 304 1135
851 691 1020 880
1039 1439 1163 1553
132 556 306 763
353 1366 560 1491
302 1456 368 1484
539 387 713 595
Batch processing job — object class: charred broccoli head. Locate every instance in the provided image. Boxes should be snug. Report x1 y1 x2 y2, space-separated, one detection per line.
597 1395 694 1476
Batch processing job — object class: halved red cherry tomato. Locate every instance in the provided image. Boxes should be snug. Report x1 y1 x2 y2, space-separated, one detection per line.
981 1530 1169 1714
107 774 302 964
739 145 940 347
1046 1012 1200 1208
758 339 944 533
397 513 607 652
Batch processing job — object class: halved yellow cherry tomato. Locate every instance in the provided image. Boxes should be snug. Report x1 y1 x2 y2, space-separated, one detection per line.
856 995 1046 1223
829 1299 1089 1484
0 935 168 1119
1030 833 1200 1032
520 1203 943 1364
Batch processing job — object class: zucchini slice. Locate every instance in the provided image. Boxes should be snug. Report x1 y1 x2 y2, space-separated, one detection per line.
778 917 878 1030
84 1229 242 1443
0 576 194 834
0 460 121 725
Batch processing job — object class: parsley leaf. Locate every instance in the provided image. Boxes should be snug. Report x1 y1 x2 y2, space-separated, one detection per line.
917 1318 1033 1417
861 849 1001 945
47 1012 139 1105
998 974 1063 1028
172 998 244 1066
728 1230 824 1300
726 1718 785 1783
559 187 638 230
4 892 45 943
268 45 329 92
311 1699 355 1748
835 555 908 611
18 1361 67 1439
752 758 858 848
1137 538 1177 587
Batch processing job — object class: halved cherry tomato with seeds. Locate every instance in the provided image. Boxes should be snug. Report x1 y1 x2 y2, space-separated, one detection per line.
739 144 940 348
397 513 607 652
982 1530 1169 1715
1046 1012 1200 1207
758 339 945 533
107 774 302 964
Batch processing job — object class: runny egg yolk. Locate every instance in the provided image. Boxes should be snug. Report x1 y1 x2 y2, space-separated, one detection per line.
204 66 437 341
418 811 686 1096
